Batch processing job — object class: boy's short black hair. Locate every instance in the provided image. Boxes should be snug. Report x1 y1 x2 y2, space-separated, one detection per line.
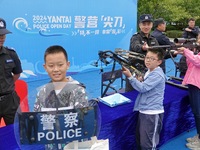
147 49 164 60
44 45 68 62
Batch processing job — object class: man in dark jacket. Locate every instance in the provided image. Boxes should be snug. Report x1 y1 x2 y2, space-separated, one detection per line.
182 18 199 39
151 18 178 73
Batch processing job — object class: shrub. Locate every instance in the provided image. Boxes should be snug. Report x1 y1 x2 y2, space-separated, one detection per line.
166 30 183 38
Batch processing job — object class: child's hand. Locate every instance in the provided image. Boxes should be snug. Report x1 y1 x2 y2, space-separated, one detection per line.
122 66 132 78
136 75 143 82
172 50 178 55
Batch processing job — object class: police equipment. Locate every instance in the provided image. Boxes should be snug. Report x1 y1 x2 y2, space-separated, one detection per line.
17 106 99 146
98 48 145 77
148 38 200 52
173 38 196 44
95 48 145 97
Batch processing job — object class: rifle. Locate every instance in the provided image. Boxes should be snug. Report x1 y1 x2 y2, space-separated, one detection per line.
97 50 144 97
149 38 200 52
173 38 196 44
114 48 145 61
148 43 200 52
98 50 144 77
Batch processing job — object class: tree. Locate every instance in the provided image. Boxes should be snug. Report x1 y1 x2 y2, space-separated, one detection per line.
138 0 200 29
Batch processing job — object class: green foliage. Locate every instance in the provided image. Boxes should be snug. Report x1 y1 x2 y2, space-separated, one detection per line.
138 0 200 29
167 23 184 31
166 30 183 38
167 25 179 31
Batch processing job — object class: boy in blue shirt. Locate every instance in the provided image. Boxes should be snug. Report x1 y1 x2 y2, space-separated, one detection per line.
122 49 166 150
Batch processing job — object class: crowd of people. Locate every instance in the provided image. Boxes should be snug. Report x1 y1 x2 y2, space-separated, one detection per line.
124 14 200 149
0 14 200 150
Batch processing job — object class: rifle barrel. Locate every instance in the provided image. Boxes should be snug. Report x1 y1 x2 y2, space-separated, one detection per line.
148 45 171 50
149 44 200 50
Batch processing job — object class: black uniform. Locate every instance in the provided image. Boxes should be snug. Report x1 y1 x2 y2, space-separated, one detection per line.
182 26 199 39
0 46 23 125
125 31 159 92
151 29 176 73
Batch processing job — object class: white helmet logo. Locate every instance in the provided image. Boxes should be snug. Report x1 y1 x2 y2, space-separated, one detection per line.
0 21 5 28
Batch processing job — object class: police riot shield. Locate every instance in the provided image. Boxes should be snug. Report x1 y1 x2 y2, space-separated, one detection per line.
14 81 101 150
18 106 99 144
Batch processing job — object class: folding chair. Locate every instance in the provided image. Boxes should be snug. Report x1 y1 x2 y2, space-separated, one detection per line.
101 69 125 98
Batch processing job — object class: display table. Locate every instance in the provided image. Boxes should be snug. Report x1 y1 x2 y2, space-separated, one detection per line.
0 83 195 150
98 83 195 150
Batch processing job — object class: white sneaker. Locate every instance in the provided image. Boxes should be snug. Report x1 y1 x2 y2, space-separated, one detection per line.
187 134 199 143
186 139 200 149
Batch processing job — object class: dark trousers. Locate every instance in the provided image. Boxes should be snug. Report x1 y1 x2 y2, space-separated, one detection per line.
188 84 200 136
0 91 20 125
136 112 164 150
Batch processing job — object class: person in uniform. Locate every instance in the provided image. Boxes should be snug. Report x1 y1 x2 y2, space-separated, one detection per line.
0 18 23 125
182 18 199 39
126 14 159 92
151 18 178 73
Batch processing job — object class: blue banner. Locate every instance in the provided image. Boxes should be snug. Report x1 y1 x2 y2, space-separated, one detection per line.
0 0 137 81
